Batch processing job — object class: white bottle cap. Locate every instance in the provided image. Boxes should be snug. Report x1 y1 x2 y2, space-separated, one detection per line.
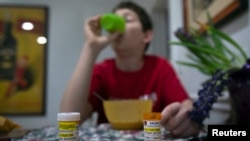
57 112 80 121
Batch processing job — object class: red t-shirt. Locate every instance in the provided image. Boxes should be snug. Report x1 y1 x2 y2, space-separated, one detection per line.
88 55 189 123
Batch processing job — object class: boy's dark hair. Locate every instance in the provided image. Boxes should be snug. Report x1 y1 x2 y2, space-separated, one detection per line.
112 1 153 52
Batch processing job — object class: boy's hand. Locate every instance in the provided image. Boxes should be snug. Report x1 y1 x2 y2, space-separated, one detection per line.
84 15 121 54
161 101 199 138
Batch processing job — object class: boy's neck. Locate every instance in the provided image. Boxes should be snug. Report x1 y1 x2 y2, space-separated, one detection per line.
115 55 144 72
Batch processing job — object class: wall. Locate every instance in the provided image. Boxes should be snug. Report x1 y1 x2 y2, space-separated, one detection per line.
0 0 124 129
168 0 250 124
0 0 167 129
2 0 249 128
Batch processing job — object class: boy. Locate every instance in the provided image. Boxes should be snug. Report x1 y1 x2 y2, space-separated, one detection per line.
60 1 199 137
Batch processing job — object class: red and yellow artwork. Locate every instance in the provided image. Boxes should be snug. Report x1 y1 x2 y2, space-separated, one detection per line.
0 5 48 115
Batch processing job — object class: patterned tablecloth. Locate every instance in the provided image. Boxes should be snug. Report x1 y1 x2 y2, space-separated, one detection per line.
10 124 207 141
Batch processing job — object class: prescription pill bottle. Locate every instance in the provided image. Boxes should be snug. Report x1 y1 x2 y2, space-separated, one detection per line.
143 112 162 141
57 112 80 141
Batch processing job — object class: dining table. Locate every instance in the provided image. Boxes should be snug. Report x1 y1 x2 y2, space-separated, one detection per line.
9 123 207 141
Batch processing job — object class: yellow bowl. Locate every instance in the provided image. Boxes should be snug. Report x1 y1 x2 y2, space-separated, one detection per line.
103 99 153 130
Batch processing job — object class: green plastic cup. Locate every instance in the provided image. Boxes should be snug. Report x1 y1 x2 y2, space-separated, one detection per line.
100 13 125 33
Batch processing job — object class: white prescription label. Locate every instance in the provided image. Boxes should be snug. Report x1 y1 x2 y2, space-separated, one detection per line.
144 120 161 141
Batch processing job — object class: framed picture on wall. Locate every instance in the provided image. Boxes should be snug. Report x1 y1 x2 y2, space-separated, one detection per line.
183 0 248 32
0 5 48 115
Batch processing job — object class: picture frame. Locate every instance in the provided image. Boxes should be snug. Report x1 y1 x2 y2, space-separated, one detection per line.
0 5 48 115
183 0 248 32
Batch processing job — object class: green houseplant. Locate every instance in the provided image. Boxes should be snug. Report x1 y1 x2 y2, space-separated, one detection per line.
170 22 248 76
170 17 250 126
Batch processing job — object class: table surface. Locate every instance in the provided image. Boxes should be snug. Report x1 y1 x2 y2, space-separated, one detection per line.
10 124 207 141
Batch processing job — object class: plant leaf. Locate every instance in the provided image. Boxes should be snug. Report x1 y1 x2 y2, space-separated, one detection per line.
209 26 248 60
176 61 214 75
170 41 231 63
